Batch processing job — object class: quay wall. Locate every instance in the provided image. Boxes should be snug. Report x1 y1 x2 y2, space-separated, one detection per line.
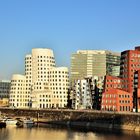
0 108 140 132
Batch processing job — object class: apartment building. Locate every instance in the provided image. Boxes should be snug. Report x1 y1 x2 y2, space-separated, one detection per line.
72 79 92 109
72 76 104 110
102 46 140 112
102 88 133 112
9 48 69 109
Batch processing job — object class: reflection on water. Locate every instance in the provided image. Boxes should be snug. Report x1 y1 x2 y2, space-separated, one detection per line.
0 125 140 140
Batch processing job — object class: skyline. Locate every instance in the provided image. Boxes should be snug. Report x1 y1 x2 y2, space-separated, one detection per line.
1 0 140 79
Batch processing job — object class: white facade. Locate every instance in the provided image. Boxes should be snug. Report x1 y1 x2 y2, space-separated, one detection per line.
9 48 69 109
72 79 92 109
10 74 27 108
72 76 104 110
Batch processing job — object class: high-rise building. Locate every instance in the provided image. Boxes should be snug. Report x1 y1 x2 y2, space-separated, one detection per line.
70 50 120 84
9 48 69 109
120 47 140 93
119 46 140 112
102 46 140 112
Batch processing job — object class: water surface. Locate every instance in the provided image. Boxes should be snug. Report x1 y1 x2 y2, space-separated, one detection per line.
0 125 140 140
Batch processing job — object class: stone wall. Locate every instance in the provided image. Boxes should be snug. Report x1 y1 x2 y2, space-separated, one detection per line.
0 108 140 132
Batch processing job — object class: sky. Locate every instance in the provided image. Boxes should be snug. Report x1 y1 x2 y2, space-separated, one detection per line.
0 0 140 79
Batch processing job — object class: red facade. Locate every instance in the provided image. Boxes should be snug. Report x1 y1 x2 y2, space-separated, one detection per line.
102 89 133 112
102 46 140 112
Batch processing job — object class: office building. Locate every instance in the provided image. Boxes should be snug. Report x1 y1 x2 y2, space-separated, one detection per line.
9 48 69 109
0 80 11 107
0 80 11 98
70 50 120 84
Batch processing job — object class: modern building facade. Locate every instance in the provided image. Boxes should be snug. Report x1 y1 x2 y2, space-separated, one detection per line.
70 50 120 84
134 70 140 112
72 76 104 110
102 46 140 112
0 80 11 99
0 80 11 107
102 89 133 112
72 79 92 109
9 48 69 109
120 47 140 93
10 74 26 108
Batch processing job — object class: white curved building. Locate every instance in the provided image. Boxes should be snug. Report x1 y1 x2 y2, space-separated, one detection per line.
9 48 69 109
9 74 26 108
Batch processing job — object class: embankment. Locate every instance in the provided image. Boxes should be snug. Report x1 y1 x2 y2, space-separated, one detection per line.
0 108 140 132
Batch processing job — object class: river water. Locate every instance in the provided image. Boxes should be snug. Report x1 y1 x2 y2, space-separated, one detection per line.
0 125 140 140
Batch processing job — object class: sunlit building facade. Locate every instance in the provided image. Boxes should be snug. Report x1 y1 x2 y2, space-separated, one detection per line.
70 50 120 84
102 46 140 112
72 76 104 110
9 48 69 109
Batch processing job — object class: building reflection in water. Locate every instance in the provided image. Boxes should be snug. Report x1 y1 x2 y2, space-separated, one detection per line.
0 126 140 140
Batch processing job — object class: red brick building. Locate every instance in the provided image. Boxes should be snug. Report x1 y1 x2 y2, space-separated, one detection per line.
104 75 122 92
120 46 140 93
102 46 140 112
102 89 133 112
134 70 140 111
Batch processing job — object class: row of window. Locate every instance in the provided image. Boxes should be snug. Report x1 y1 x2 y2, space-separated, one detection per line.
119 94 130 98
102 100 116 104
119 100 130 104
103 94 130 98
10 99 30 102
37 56 54 59
11 87 25 90
131 53 140 58
25 55 54 59
49 79 69 82
102 94 116 98
39 103 66 109
102 105 116 110
10 103 30 107
49 83 68 86
11 80 25 82
106 79 121 83
120 106 131 111
102 105 131 111
37 59 55 63
0 91 9 93
40 99 66 102
10 95 30 98
106 84 121 88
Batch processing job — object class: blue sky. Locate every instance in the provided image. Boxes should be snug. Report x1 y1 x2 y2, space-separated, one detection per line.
0 0 140 79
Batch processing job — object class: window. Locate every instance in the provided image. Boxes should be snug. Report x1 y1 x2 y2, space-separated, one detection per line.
120 106 122 111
